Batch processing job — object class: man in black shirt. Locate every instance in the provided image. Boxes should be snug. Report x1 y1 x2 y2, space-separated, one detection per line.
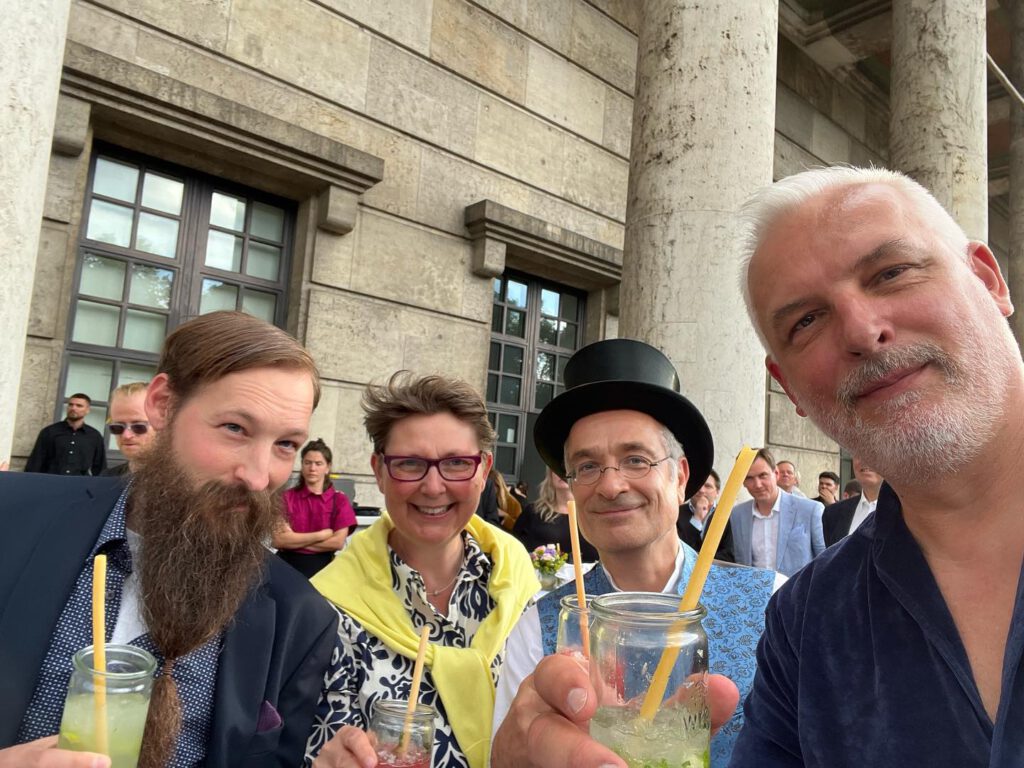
24 393 106 475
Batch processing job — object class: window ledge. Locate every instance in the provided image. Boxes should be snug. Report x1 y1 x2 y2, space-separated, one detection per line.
464 200 622 290
61 42 383 215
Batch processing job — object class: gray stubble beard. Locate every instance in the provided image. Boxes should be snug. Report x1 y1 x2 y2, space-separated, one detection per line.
800 338 1016 487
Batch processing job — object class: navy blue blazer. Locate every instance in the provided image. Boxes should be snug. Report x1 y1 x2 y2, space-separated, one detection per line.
0 473 338 767
822 495 861 547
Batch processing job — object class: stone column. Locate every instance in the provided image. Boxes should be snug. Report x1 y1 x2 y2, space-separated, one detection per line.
890 0 988 241
0 0 70 462
1009 0 1024 348
619 0 778 468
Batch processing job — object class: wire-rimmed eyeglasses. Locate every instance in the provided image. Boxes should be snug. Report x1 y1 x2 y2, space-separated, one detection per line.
379 453 484 482
567 456 672 486
108 422 150 436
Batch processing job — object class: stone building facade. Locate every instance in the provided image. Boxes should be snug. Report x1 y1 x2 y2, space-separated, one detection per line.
3 0 1015 504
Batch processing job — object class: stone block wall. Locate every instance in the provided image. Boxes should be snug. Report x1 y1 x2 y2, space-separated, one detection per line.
21 0 637 502
16 0 911 495
10 95 95 468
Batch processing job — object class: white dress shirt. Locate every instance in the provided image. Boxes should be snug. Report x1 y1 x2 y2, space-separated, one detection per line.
111 528 147 643
848 493 878 535
751 493 782 570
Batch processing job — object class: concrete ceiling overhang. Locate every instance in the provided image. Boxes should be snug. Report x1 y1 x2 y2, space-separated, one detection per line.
780 0 1014 209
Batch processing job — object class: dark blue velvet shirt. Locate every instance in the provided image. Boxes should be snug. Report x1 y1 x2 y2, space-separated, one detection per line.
731 484 1024 767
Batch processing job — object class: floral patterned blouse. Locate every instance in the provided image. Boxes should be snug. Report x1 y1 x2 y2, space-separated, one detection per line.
305 533 500 767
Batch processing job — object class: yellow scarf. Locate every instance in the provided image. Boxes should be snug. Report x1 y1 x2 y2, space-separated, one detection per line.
312 513 538 768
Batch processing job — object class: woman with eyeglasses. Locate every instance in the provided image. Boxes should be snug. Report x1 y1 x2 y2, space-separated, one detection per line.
272 438 356 579
102 381 154 476
308 372 538 768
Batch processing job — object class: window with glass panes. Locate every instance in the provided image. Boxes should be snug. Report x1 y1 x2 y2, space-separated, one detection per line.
61 147 293 442
487 273 584 479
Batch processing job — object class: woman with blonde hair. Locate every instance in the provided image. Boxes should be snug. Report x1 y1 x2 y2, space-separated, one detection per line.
512 468 597 563
476 467 522 529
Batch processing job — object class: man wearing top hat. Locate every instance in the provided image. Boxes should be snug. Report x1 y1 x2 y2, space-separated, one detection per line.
495 166 1024 766
491 338 776 766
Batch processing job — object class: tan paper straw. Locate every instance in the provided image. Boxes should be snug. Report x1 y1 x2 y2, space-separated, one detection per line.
638 446 758 721
92 553 109 755
400 624 432 753
566 500 590 658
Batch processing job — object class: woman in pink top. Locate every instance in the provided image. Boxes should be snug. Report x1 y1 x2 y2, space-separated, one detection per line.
273 438 357 578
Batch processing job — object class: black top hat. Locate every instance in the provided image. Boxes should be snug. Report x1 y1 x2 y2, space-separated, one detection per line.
533 338 713 499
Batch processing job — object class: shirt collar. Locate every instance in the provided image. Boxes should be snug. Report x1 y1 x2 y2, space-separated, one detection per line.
297 483 334 497
856 493 878 516
91 486 131 555
753 491 782 520
389 532 491 600
90 486 134 575
602 538 691 594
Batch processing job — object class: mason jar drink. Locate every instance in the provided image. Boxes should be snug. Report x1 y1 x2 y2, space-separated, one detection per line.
369 700 435 768
556 594 593 658
57 644 157 768
589 593 710 768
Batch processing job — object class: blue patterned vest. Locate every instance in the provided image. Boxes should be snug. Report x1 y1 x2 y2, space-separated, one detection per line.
536 545 775 766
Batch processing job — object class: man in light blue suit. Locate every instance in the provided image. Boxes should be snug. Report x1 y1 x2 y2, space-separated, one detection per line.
729 448 825 577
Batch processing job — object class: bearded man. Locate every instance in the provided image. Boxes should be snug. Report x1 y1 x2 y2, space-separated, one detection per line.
492 166 1024 767
729 167 1024 766
0 311 338 768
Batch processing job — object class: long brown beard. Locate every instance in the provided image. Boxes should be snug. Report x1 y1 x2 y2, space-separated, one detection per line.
127 429 283 767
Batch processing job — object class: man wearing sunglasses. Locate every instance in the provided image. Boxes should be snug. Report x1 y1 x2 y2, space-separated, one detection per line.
0 312 338 768
103 381 155 476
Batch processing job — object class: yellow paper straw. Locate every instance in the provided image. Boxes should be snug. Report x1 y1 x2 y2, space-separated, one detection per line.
92 553 109 755
399 624 431 753
566 500 590 658
638 446 758 721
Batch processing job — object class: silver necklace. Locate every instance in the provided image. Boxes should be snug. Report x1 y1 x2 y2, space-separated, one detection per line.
426 572 460 597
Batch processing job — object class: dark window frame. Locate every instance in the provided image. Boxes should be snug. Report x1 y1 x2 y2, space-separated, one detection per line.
487 271 586 481
56 143 296 437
